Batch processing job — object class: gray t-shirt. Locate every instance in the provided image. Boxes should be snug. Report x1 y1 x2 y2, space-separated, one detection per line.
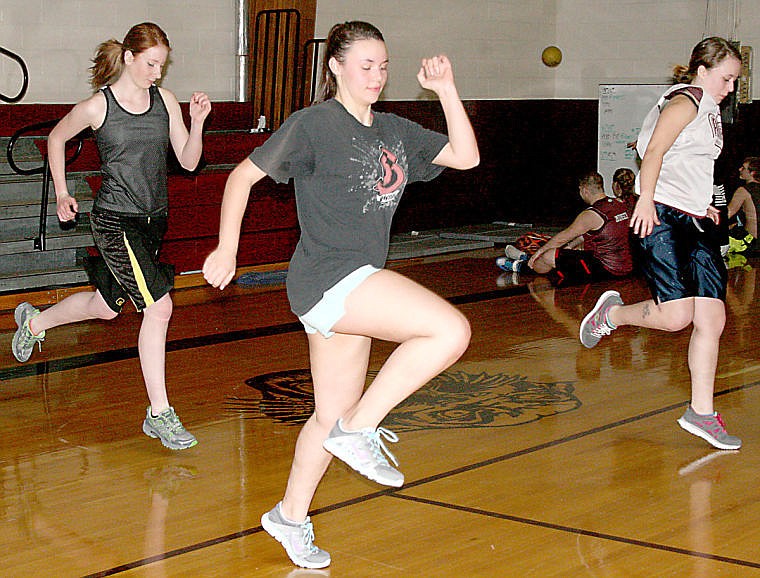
250 98 448 315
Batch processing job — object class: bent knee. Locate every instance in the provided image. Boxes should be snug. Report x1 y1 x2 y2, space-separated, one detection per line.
91 294 119 320
658 309 693 332
439 310 471 360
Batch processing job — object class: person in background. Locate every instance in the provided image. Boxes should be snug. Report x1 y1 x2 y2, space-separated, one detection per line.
11 22 211 450
579 37 742 451
726 156 760 252
202 20 478 569
612 167 637 212
497 171 633 286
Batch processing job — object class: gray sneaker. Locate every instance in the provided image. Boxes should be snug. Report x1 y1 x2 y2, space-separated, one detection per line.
12 302 45 362
677 406 742 450
322 419 404 487
505 244 528 261
579 290 623 348
142 406 198 450
261 502 331 569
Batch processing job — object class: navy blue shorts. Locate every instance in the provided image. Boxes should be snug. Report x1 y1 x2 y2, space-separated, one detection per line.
87 208 174 313
638 203 726 303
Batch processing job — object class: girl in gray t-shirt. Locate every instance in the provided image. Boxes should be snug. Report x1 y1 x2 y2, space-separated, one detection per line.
203 20 479 569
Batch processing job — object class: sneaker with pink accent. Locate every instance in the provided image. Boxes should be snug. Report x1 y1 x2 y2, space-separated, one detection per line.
579 290 623 348
677 406 742 450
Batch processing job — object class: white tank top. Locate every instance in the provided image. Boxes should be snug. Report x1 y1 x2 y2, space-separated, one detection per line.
635 84 722 216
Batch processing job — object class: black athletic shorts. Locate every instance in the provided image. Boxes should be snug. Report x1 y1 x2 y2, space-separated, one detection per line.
553 249 612 286
87 208 174 313
638 203 726 304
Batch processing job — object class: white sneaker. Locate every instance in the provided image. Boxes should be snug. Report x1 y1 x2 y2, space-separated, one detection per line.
323 419 404 487
261 503 331 568
505 244 528 261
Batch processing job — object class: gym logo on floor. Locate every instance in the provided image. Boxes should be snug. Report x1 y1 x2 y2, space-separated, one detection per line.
226 368 580 431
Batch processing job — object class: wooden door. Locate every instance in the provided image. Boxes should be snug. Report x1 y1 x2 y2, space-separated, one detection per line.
247 0 316 129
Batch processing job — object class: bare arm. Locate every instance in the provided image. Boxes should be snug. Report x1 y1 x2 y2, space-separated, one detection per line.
631 94 696 238
729 187 758 238
161 88 211 171
416 55 479 170
528 209 604 268
202 158 267 289
47 93 105 221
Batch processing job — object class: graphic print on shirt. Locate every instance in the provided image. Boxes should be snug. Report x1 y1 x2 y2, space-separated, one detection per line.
351 137 408 214
708 112 723 155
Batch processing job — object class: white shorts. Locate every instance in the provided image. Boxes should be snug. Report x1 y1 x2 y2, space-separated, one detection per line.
298 265 380 338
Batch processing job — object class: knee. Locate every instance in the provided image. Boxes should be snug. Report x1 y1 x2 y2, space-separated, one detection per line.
440 310 471 362
659 308 693 332
693 307 726 336
144 294 173 323
91 294 119 320
101 308 119 321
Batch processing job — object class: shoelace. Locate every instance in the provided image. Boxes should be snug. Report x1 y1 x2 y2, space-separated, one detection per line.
590 322 613 338
363 427 400 467
21 322 45 350
158 410 185 433
299 520 319 554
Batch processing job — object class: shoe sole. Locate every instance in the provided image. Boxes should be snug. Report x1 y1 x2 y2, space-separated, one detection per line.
12 303 35 363
11 331 31 363
495 259 521 273
677 417 742 450
261 513 331 569
323 439 404 487
579 290 620 349
142 421 198 450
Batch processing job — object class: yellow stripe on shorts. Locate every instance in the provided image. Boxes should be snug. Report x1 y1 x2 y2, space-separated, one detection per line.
123 232 155 308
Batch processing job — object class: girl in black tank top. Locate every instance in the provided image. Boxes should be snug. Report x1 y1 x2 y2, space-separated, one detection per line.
11 22 211 451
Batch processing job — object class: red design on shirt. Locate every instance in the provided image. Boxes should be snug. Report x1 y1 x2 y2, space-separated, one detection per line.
374 147 405 196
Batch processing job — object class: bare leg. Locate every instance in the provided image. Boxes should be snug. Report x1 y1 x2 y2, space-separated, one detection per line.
687 298 725 415
609 295 725 414
608 296 695 332
279 269 470 521
139 293 173 413
529 250 555 275
333 269 471 430
280 333 370 522
29 290 118 334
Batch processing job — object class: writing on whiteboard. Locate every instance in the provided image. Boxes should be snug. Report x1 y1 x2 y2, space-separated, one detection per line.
597 84 669 195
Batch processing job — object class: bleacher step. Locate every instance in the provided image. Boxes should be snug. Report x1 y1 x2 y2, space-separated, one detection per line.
0 231 93 256
0 266 90 293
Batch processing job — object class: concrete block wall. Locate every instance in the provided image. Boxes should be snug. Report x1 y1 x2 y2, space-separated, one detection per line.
1 0 759 103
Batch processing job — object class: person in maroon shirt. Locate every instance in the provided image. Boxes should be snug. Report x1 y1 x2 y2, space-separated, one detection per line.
498 171 634 285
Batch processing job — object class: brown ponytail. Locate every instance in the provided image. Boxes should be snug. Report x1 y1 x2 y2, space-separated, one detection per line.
89 22 170 91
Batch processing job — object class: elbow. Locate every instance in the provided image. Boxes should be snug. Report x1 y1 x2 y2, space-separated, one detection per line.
455 150 480 170
179 154 203 173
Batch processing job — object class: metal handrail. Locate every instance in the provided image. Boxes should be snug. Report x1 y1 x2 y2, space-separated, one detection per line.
6 119 88 251
0 45 29 103
6 119 84 176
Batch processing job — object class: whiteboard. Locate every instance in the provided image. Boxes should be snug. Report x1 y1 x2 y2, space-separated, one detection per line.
597 84 669 195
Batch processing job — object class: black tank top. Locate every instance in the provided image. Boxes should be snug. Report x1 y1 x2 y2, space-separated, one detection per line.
94 85 170 215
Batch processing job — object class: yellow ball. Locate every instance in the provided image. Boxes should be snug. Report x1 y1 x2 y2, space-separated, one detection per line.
542 45 562 67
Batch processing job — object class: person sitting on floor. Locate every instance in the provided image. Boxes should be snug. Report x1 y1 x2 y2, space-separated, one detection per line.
726 156 760 253
497 171 634 285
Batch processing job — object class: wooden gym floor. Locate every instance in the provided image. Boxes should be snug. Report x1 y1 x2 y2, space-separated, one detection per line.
0 248 758 577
